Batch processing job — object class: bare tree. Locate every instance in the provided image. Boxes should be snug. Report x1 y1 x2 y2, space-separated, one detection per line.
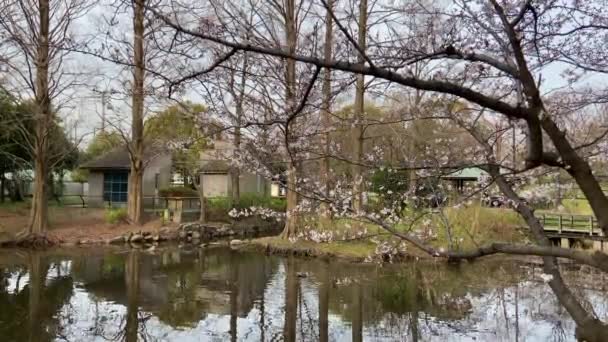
0 0 90 238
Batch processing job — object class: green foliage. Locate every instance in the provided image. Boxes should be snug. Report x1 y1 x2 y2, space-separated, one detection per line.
159 186 198 197
105 207 128 224
70 168 89 183
432 205 524 250
84 131 122 160
370 167 409 210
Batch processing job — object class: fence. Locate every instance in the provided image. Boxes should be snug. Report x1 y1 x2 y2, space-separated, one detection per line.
538 213 600 236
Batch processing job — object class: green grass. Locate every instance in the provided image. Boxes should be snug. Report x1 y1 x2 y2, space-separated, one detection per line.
560 199 593 215
253 236 377 260
257 204 528 260
105 207 128 224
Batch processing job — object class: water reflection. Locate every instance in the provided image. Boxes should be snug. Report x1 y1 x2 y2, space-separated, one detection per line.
0 247 605 341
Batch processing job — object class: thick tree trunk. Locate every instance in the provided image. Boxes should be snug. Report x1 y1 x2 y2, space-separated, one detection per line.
281 163 299 238
319 0 334 218
29 158 48 234
351 0 368 214
195 176 206 222
128 0 145 225
0 170 5 203
28 0 51 235
281 0 299 239
541 117 608 235
230 54 248 207
127 168 143 225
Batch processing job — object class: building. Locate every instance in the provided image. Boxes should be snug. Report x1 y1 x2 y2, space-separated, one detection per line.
80 146 173 207
81 137 271 208
442 167 488 192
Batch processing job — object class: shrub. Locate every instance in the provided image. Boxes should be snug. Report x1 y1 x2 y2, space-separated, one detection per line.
105 208 128 224
159 186 197 197
206 194 287 220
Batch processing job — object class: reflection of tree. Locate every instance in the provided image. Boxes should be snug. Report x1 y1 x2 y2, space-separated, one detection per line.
318 262 329 342
0 252 73 342
125 250 140 342
283 257 298 342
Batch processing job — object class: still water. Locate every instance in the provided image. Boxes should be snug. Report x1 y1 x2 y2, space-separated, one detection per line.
0 246 605 341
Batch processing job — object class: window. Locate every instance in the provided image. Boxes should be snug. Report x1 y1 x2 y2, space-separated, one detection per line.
103 171 128 202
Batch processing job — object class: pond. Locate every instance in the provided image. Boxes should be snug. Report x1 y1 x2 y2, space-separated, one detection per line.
0 246 605 341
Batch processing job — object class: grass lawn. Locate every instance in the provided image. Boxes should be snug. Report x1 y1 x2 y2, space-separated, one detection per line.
253 205 528 261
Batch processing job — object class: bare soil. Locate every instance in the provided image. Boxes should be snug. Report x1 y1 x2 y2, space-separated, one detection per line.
0 206 177 245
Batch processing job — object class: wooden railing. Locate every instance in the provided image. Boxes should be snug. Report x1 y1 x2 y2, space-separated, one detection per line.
537 213 602 236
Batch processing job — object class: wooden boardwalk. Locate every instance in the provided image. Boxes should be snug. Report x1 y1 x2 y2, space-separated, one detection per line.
538 213 605 240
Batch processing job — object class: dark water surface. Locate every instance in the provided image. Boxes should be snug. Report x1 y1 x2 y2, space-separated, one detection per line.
0 246 605 341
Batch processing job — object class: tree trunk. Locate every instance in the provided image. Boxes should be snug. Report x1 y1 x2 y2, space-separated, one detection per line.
281 163 298 238
195 175 206 222
281 0 299 239
351 0 368 215
28 0 52 235
29 157 48 234
127 168 143 225
0 170 5 203
541 117 608 235
319 0 334 218
128 0 145 225
231 54 248 207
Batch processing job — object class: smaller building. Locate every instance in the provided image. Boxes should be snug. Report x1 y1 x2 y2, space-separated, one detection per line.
80 146 173 207
442 167 488 193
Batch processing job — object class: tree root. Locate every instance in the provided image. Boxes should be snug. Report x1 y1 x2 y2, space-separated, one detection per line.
1 231 60 248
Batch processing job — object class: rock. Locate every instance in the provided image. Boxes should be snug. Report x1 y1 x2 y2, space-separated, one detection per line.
230 239 245 246
192 231 201 239
144 234 154 242
192 238 200 245
160 226 172 235
109 236 124 244
130 234 143 243
152 235 160 242
178 231 187 239
186 235 192 242
296 272 308 278
78 239 91 245
199 242 209 248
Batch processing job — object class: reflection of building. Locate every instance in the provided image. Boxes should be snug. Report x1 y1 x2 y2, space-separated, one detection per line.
72 248 278 327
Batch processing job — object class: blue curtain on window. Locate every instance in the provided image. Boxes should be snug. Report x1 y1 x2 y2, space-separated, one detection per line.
103 171 128 202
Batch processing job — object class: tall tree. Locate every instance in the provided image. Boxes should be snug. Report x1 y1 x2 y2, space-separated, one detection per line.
0 0 88 236
351 0 368 215
128 0 146 225
319 0 334 217
281 0 300 238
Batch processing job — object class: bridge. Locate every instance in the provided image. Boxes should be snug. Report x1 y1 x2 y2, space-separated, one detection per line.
537 213 606 250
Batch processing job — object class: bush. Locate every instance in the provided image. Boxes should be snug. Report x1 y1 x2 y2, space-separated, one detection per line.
159 186 198 197
105 208 128 224
206 194 287 220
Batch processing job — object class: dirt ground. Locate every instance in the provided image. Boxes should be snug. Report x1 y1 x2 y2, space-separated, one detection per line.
0 204 176 244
